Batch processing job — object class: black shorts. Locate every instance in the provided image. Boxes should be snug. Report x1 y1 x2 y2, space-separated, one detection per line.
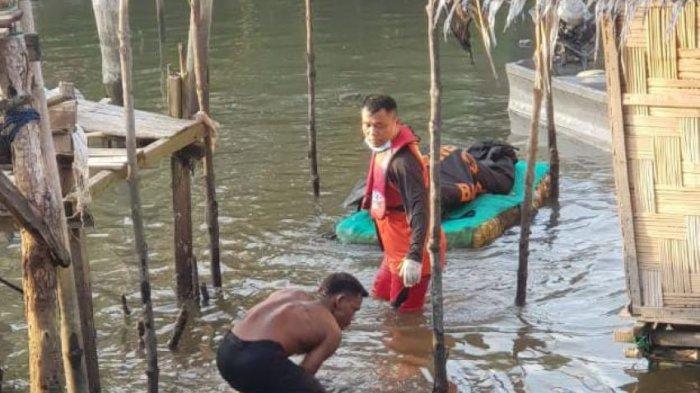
217 331 326 393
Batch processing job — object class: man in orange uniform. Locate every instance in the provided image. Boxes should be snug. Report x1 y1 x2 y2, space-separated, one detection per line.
360 95 446 313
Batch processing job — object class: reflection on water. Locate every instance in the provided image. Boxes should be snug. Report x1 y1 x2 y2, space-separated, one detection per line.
1 0 699 392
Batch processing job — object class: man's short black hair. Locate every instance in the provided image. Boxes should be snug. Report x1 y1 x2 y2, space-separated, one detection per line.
362 94 397 115
320 272 369 298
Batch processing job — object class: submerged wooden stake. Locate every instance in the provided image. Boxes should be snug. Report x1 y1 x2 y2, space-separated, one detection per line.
118 0 159 390
305 0 320 197
515 8 545 308
426 1 448 391
92 0 123 105
121 293 131 316
167 307 189 350
190 0 222 289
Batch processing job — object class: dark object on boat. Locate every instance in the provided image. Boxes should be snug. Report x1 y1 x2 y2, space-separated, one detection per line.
342 140 518 210
468 139 518 195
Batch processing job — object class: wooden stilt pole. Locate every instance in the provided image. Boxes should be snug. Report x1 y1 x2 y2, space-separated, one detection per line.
0 9 62 391
68 226 100 393
53 81 101 393
91 0 123 105
190 0 221 289
155 0 166 104
118 1 159 390
18 2 91 390
305 0 320 197
171 151 196 304
426 1 448 391
543 11 559 203
183 0 212 119
546 79 559 202
515 6 545 308
602 15 642 309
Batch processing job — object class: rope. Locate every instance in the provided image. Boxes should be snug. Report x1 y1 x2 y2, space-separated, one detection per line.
0 107 41 158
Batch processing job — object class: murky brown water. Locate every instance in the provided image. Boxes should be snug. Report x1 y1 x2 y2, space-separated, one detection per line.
1 0 699 391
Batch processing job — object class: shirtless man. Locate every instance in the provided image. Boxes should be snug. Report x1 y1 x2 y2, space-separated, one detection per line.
217 272 368 392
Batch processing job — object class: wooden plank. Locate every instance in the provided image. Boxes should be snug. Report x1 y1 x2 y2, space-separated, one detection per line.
140 123 205 168
77 98 200 139
87 155 127 171
604 18 643 308
88 170 123 198
48 100 77 132
0 171 71 267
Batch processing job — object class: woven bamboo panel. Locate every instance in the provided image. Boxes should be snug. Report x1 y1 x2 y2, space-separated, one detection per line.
619 1 700 311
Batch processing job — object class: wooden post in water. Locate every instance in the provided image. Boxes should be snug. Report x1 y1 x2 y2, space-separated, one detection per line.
0 2 61 389
183 0 212 119
56 82 101 393
305 0 320 197
118 0 159 390
171 150 196 305
155 0 166 103
17 2 92 390
426 1 448 391
543 10 559 203
515 5 545 307
190 0 222 289
92 0 123 105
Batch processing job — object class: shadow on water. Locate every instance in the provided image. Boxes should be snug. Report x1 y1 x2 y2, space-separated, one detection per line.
2 0 700 392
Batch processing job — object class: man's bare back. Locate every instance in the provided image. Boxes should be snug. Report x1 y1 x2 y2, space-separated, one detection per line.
233 289 340 361
217 273 368 392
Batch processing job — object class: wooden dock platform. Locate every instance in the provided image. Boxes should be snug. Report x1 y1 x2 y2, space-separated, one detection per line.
0 95 207 230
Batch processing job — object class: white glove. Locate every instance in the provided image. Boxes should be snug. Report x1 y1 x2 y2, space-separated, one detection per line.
399 258 422 287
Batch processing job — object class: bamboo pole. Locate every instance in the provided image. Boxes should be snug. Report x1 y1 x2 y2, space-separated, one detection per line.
18 2 91 390
515 6 545 308
155 0 166 104
0 24 62 393
91 0 123 105
546 80 559 202
190 0 222 289
544 10 559 203
305 0 320 197
183 0 212 119
602 15 643 308
426 1 448 391
53 81 101 393
118 1 159 390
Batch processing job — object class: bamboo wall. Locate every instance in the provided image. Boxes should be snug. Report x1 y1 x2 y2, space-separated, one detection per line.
616 1 700 322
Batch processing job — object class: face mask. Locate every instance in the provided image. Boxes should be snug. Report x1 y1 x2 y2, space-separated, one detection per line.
365 138 391 153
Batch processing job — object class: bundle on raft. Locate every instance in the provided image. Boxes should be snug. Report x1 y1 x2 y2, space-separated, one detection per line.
335 161 551 248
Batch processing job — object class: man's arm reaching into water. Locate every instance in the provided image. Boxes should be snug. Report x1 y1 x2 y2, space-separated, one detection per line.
300 329 341 375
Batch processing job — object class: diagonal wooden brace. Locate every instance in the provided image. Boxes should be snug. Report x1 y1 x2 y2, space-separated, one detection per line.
0 171 71 267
